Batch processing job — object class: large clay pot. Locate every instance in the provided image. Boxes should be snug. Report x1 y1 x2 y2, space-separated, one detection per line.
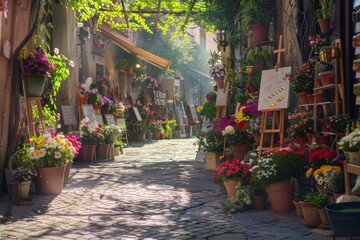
314 92 326 103
306 94 314 104
314 77 323 88
76 144 96 163
231 145 250 161
35 165 65 195
265 180 294 214
250 23 269 43
96 144 110 159
152 130 161 140
253 194 266 211
223 179 239 200
317 208 330 227
301 201 321 227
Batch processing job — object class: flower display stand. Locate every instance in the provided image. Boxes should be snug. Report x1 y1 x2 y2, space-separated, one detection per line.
35 165 65 195
205 151 221 170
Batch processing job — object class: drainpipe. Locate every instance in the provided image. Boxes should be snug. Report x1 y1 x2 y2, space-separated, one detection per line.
0 0 41 194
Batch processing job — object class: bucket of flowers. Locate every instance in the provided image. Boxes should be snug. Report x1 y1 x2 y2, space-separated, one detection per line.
338 128 360 165
19 47 53 97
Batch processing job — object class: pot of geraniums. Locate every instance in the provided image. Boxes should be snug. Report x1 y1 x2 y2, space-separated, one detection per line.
148 119 164 140
240 0 275 43
325 114 352 134
338 128 360 165
288 63 314 105
29 133 75 195
251 145 306 213
18 47 53 97
215 159 252 200
315 0 335 34
287 108 314 144
222 106 254 160
77 118 104 163
209 64 226 89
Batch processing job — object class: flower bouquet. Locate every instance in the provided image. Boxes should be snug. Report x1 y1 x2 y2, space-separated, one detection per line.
102 125 122 144
79 118 105 145
306 164 343 193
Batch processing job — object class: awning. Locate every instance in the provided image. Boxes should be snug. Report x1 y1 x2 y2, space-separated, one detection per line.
99 25 171 70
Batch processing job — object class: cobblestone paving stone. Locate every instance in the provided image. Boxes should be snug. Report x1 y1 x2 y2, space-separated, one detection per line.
0 139 331 239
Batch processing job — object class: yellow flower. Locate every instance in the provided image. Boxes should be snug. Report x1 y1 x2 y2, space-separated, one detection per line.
333 166 342 174
236 106 250 123
306 168 313 178
313 169 321 177
196 106 202 113
320 165 332 174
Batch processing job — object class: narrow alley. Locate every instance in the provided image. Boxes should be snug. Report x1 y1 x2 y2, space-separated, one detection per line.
0 139 328 240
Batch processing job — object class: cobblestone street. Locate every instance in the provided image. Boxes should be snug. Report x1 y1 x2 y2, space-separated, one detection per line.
0 139 329 239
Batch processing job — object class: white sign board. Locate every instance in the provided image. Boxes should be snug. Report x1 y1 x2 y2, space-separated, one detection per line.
105 114 116 126
258 67 291 111
96 115 104 125
81 104 97 124
116 118 126 126
133 107 142 121
61 105 77 126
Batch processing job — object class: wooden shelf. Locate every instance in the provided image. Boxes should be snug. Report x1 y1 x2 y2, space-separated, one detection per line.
314 84 337 91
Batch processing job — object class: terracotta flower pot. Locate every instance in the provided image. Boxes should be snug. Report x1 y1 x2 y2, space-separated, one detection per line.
314 92 326 103
265 181 294 214
306 94 314 104
250 23 269 43
76 144 96 163
152 130 161 140
314 77 323 88
293 200 304 218
318 208 330 227
319 71 335 86
35 165 65 195
318 18 330 34
301 202 321 227
96 144 111 159
231 145 250 161
316 135 330 146
296 92 310 105
63 162 72 185
253 194 266 211
79 96 88 105
306 133 315 145
295 135 308 145
223 179 239 200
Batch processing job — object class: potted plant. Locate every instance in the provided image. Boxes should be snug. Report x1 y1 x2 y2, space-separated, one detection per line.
197 123 224 170
10 167 37 205
314 191 330 227
325 114 352 134
215 159 252 200
288 63 314 104
209 64 226 89
287 108 314 144
148 119 163 140
29 133 76 195
301 192 321 227
222 107 255 160
99 125 121 160
245 48 272 71
77 118 105 163
99 96 114 115
113 140 122 156
251 145 306 213
240 0 275 43
18 47 53 97
315 0 335 34
290 177 303 217
338 128 360 165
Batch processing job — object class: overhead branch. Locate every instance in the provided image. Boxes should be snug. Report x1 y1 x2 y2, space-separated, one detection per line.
120 0 129 28
155 0 162 32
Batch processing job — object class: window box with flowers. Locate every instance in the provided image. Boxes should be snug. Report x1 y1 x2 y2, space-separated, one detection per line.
19 47 53 97
215 159 252 200
251 146 306 213
209 64 226 89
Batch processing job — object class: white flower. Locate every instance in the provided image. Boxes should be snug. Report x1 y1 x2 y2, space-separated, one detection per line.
54 48 59 55
54 151 62 159
317 177 324 186
224 126 235 135
69 60 75 67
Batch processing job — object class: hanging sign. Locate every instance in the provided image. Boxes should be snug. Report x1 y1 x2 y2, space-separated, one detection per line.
258 67 291 111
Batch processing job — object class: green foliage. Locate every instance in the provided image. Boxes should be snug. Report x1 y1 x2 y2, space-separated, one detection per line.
200 101 216 121
314 192 330 209
315 0 335 20
240 0 275 29
220 182 252 217
290 177 302 202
